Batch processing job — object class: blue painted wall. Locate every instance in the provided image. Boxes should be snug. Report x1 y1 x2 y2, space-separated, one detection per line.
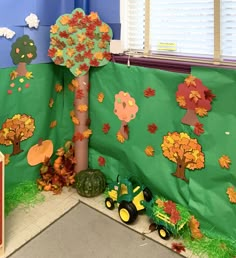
0 0 120 68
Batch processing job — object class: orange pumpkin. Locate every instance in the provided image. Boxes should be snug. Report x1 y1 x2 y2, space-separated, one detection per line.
27 139 53 166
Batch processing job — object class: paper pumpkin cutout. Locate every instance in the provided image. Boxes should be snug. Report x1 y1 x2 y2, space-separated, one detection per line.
161 132 204 182
27 139 53 166
114 91 138 140
0 114 35 155
48 8 112 77
10 35 37 77
176 75 215 132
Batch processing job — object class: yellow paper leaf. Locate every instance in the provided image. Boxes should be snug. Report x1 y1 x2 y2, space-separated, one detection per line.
116 132 125 143
195 107 208 117
68 83 75 92
25 71 33 79
50 25 59 34
185 75 196 87
78 34 86 43
97 93 104 103
70 110 75 117
49 98 54 108
155 198 164 208
66 48 75 57
77 104 88 112
10 70 18 80
71 79 80 88
176 96 186 107
50 120 57 128
189 90 201 103
60 15 70 25
226 186 236 203
75 68 82 76
55 84 63 92
83 129 92 138
219 155 231 169
100 24 109 33
89 12 99 21
72 116 80 125
94 52 103 60
145 146 154 156
56 147 64 157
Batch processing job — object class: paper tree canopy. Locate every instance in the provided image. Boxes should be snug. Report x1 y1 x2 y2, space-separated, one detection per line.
48 8 113 77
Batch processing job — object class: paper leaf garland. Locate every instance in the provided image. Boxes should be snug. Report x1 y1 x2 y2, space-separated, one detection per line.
48 8 113 77
219 155 231 169
226 187 236 203
176 75 215 130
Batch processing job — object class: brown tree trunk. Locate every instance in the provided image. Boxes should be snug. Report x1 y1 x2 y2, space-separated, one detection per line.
74 73 89 173
181 109 199 126
11 136 23 156
16 62 27 77
172 159 188 182
119 120 128 139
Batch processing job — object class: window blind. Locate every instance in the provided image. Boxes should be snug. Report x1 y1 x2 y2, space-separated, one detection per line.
221 0 236 60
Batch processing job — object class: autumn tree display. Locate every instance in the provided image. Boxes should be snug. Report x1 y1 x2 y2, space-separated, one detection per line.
0 114 35 155
48 8 112 173
161 132 204 182
176 75 215 134
10 35 37 77
114 91 138 141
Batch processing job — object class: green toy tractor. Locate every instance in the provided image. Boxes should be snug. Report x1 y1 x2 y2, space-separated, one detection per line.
105 177 152 224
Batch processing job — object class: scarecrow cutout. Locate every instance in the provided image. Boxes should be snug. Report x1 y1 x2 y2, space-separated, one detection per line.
114 91 138 142
176 75 215 135
48 8 112 172
161 132 204 182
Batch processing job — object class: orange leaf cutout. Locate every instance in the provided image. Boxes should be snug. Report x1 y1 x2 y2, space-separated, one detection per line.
50 120 57 128
10 70 18 80
219 155 231 169
226 187 236 203
97 92 104 103
195 107 208 117
72 116 80 125
155 199 164 208
82 129 92 138
184 75 196 87
77 104 88 112
116 132 125 143
4 154 10 165
189 90 201 103
145 146 154 156
49 98 54 108
55 84 63 92
189 216 203 239
176 96 186 107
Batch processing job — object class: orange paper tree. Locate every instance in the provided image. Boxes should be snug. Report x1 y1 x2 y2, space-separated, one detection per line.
161 132 204 182
0 114 35 155
48 8 112 172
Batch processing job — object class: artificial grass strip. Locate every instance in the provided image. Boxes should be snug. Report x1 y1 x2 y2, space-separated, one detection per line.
5 181 45 216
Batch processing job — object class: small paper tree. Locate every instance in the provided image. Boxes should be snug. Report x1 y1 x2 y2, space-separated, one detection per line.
10 35 37 77
48 8 112 172
114 91 138 140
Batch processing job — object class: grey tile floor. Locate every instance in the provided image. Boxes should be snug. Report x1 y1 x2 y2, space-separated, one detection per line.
9 203 182 258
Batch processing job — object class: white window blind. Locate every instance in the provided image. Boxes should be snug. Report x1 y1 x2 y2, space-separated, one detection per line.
221 0 236 59
120 0 236 63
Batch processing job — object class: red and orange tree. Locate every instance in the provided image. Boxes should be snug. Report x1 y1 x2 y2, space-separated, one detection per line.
0 114 35 155
161 132 204 182
176 75 215 134
48 8 112 172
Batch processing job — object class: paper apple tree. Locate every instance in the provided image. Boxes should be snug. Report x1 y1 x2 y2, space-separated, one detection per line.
114 91 138 141
176 75 215 134
161 132 204 182
10 35 37 77
48 8 112 172
0 114 35 155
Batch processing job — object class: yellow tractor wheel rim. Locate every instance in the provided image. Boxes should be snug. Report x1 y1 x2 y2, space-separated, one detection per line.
106 200 112 208
119 208 130 222
159 229 167 238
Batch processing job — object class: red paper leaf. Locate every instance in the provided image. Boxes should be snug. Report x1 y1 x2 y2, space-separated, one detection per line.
80 63 89 72
204 89 216 102
59 31 69 38
194 122 204 136
48 48 57 58
171 242 186 254
90 59 100 66
148 123 158 134
102 123 110 134
72 132 84 142
170 209 181 224
163 200 176 215
98 156 106 166
144 87 155 97
76 89 84 99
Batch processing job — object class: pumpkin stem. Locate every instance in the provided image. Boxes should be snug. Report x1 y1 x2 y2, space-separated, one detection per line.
38 138 43 146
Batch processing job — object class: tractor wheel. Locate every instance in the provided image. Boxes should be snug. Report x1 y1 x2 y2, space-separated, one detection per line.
157 226 171 240
118 201 138 224
105 197 115 210
143 187 152 202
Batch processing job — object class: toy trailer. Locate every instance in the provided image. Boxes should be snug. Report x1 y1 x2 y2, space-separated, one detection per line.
142 199 190 240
